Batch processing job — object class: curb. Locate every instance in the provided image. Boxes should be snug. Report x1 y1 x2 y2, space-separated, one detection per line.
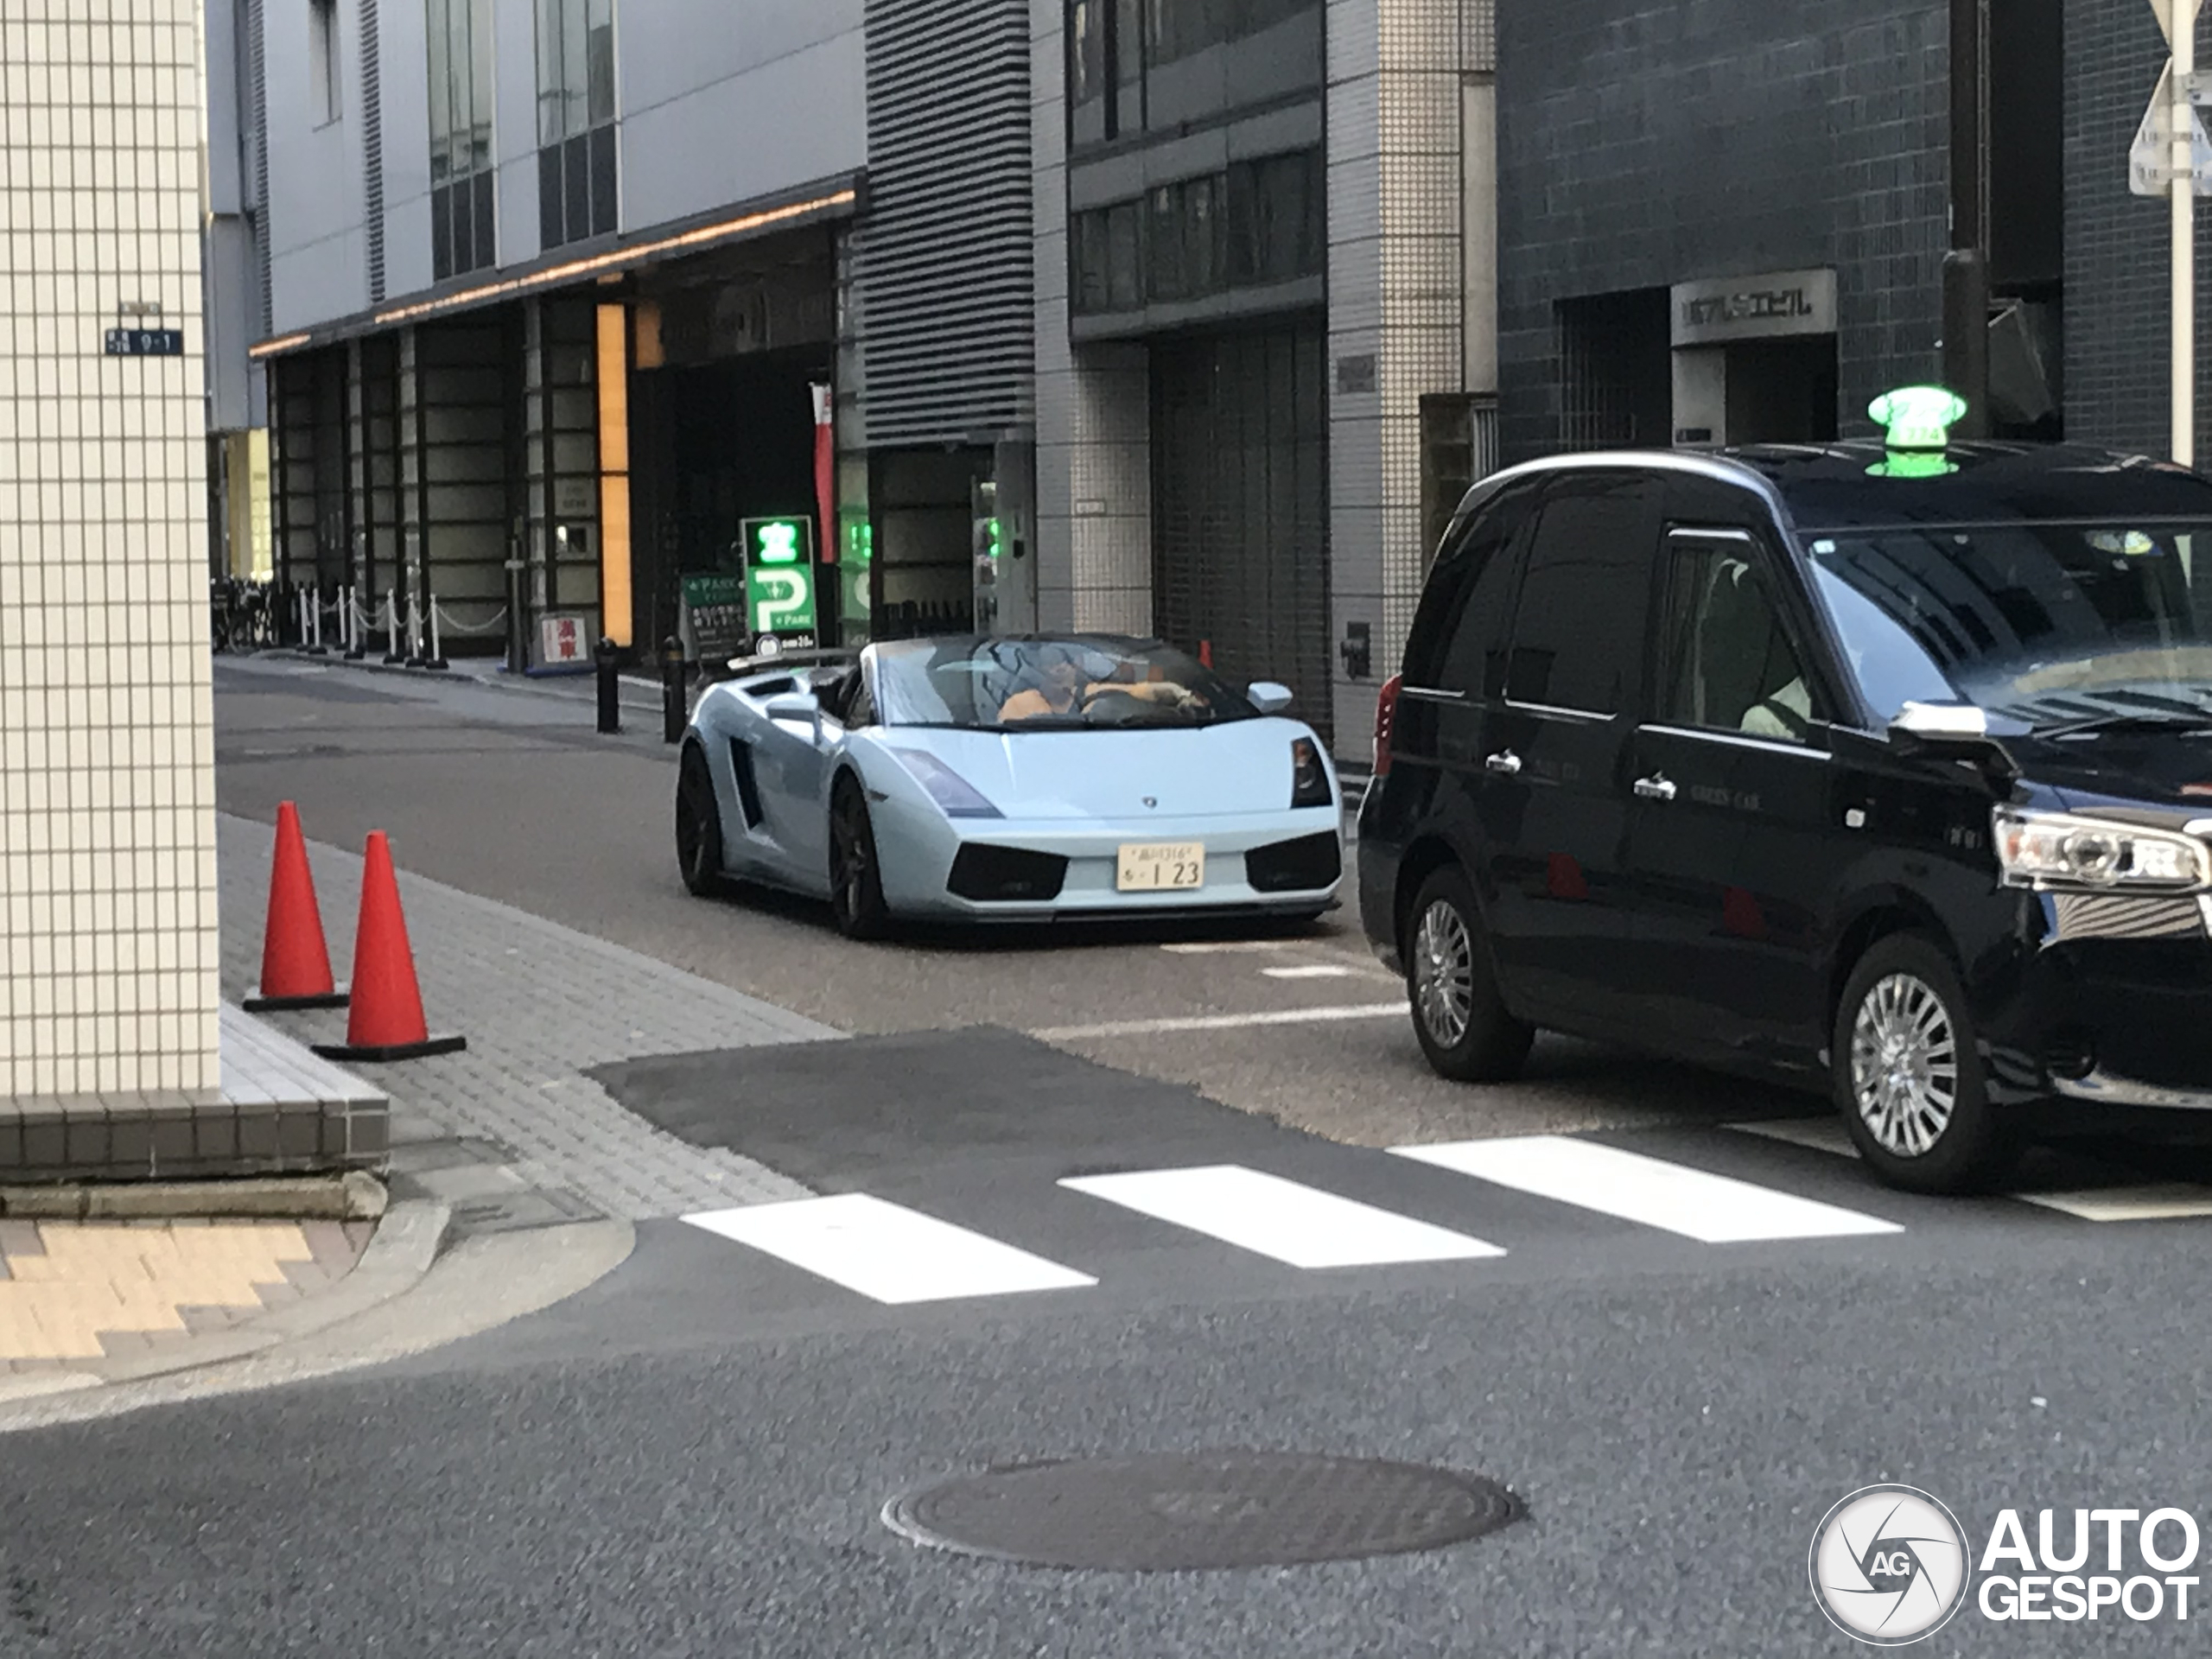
0 1170 389 1222
0 1198 453 1406
0 1211 634 1431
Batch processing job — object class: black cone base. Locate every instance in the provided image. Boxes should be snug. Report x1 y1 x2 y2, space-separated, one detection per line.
311 1033 468 1063
244 986 350 1013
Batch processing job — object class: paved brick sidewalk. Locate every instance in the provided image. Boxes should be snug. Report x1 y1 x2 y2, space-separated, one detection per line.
217 812 831 1222
0 1219 369 1373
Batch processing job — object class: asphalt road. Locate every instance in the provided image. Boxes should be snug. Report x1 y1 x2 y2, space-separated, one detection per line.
5 655 2212 1656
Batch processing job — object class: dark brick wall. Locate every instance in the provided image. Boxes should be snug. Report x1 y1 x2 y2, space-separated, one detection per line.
1496 0 1950 463
2063 0 2206 458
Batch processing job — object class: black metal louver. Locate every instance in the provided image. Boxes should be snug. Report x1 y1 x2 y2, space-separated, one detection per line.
857 0 1034 447
359 0 385 303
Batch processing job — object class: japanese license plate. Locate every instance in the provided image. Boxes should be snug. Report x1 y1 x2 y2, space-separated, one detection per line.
1116 842 1205 892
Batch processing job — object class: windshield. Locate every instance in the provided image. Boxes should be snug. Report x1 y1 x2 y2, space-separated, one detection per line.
1807 521 2212 725
872 636 1259 731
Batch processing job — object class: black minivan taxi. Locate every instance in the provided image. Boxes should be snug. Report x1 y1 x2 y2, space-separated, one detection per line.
1358 414 2212 1193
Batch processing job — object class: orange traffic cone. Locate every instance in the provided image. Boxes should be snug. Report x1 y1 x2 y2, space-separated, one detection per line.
311 832 467 1062
244 802 349 1012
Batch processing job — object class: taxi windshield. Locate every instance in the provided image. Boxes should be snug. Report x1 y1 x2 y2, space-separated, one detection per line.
1807 522 2212 726
872 636 1258 730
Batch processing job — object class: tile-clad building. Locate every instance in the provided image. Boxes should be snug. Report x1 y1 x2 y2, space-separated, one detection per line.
0 2 219 1096
1491 0 2212 473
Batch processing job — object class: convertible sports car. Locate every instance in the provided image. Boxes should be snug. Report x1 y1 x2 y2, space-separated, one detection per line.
673 633 1344 937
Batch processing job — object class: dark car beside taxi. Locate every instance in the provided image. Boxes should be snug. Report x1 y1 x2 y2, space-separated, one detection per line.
1359 403 2212 1192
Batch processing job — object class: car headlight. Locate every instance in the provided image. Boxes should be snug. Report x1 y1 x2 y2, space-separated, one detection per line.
1991 806 2210 892
1291 738 1332 809
887 748 1003 818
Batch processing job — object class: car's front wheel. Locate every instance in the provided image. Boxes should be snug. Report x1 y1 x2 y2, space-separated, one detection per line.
1405 864 1533 1083
828 774 892 940
676 745 725 898
1833 933 2018 1193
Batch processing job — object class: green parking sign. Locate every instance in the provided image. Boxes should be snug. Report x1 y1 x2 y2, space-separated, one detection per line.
740 516 817 639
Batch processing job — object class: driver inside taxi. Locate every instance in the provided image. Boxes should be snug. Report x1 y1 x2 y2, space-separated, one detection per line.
996 645 1195 722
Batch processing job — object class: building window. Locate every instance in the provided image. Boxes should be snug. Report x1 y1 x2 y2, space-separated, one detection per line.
1071 148 1322 318
1070 0 1318 146
537 0 618 250
309 0 340 125
428 0 496 280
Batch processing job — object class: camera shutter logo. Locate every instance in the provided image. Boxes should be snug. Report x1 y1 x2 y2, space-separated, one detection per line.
1808 1484 1970 1645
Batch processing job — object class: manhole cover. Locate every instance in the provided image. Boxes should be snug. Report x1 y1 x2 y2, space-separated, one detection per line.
882 1451 1518 1570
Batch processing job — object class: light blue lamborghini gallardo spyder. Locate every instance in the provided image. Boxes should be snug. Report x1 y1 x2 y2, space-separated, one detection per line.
674 634 1344 938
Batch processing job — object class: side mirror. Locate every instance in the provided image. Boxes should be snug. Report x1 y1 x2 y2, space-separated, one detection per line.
807 665 847 694
1887 700 2016 779
1248 681 1294 715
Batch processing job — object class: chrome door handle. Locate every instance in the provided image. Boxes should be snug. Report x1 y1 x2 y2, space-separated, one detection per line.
1484 749 1522 776
1633 772 1677 802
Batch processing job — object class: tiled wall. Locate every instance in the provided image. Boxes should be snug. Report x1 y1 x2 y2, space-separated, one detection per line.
1031 0 1152 636
2064 0 2209 458
0 3 218 1099
1494 0 1949 462
1325 0 1489 742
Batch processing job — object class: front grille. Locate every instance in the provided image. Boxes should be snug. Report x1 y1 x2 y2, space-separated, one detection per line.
1245 832 1342 893
948 843 1068 902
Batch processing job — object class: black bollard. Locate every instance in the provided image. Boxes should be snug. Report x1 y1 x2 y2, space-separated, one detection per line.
595 636 620 734
661 635 685 744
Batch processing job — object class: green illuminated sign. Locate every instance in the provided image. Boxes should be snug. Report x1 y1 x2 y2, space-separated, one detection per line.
739 516 817 637
1866 385 1966 477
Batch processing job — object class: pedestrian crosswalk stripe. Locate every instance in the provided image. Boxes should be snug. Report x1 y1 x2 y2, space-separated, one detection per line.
1725 1118 2212 1221
683 1194 1096 1305
1389 1135 1904 1243
2015 1185 2212 1222
1059 1165 1505 1268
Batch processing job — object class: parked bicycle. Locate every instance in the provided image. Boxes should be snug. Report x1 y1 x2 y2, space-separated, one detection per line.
210 577 276 653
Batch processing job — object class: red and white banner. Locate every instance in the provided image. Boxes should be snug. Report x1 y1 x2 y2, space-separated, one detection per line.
810 382 836 569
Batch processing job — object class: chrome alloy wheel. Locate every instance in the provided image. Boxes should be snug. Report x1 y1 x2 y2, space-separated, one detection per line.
1849 971 1961 1158
1412 898 1475 1049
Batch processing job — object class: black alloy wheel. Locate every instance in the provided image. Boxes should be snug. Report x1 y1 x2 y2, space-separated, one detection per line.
829 774 891 940
1404 863 1534 1083
676 745 726 898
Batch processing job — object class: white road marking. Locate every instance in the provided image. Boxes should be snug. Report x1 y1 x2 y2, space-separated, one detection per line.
1727 1116 1859 1157
2016 1186 2212 1222
1159 941 1294 954
1059 1165 1504 1268
1390 1135 1904 1243
1030 1002 1404 1040
1261 964 1355 979
1727 1119 2212 1221
683 1193 1096 1304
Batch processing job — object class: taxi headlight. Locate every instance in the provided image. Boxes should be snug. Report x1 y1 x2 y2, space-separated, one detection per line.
1991 807 2210 893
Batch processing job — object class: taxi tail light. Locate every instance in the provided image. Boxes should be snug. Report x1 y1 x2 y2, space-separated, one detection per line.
1373 674 1403 779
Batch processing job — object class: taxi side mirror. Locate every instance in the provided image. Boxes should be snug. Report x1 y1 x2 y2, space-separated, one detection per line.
1887 700 2017 782
1248 682 1294 715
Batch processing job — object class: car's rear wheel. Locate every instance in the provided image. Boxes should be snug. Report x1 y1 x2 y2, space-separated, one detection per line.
1405 864 1533 1082
1833 933 2018 1193
829 774 891 940
676 745 726 898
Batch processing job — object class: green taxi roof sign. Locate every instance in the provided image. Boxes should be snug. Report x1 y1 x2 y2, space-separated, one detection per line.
1867 385 1967 452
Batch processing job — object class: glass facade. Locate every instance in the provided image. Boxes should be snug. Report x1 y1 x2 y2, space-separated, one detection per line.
1071 149 1322 316
536 0 619 250
427 0 496 280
